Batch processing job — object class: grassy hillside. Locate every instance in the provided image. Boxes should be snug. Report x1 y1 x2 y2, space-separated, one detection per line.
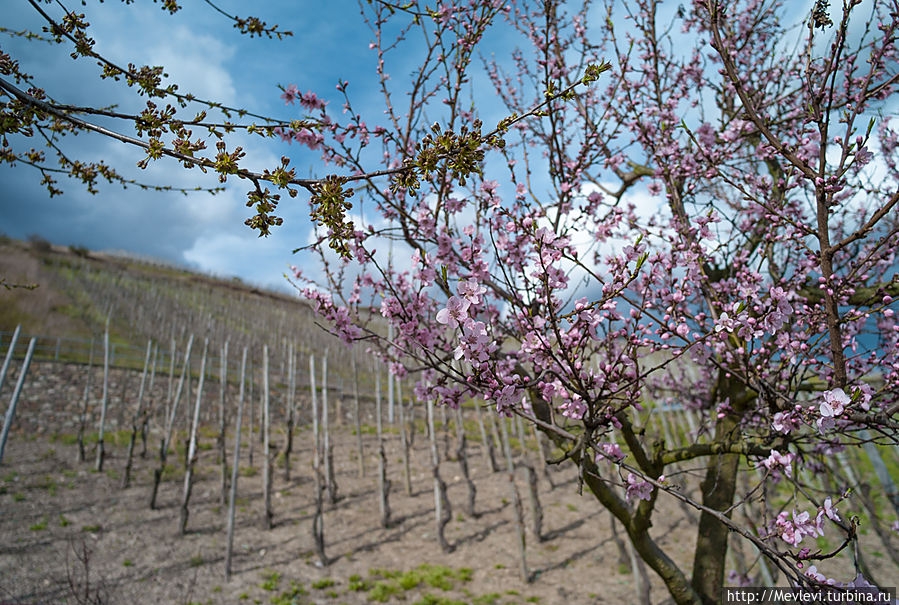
0 235 371 382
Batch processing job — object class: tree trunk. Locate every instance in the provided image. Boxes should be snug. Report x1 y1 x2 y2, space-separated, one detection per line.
690 379 744 605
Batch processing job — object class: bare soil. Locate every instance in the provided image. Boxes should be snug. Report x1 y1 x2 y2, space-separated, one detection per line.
0 362 895 605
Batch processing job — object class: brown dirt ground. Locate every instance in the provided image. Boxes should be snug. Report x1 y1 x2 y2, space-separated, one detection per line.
0 362 896 605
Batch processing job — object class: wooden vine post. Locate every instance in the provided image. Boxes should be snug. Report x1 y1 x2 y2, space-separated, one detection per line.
0 338 36 467
351 348 364 478
499 416 529 582
396 378 412 495
150 334 194 510
140 340 159 458
179 338 209 535
474 402 499 473
454 405 477 517
515 414 544 542
225 346 248 581
75 338 95 463
218 340 229 505
283 342 295 482
427 397 453 553
262 344 273 529
122 339 152 488
0 325 21 395
95 317 111 472
375 370 391 527
322 354 337 505
310 355 320 472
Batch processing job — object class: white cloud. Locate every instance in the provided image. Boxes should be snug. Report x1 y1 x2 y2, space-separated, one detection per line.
144 26 237 106
183 228 297 291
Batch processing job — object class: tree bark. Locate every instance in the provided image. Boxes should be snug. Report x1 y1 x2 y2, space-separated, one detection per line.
691 376 745 605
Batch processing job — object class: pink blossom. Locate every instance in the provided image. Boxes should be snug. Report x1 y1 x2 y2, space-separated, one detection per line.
762 449 794 478
819 388 849 417
714 311 735 333
280 83 299 104
855 146 874 166
772 411 799 434
595 442 625 463
772 508 824 548
436 295 470 329
804 565 834 585
493 385 519 416
559 395 586 419
454 319 490 362
625 473 653 502
458 279 487 304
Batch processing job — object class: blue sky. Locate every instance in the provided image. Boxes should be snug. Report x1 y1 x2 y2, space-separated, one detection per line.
1 2 395 292
1 1 852 296
1 0 663 295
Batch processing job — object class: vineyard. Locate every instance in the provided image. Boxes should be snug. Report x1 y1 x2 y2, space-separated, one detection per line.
1 238 898 605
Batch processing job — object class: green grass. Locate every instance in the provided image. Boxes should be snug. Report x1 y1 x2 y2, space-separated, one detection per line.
367 580 401 603
160 464 183 481
36 475 57 496
50 432 80 446
270 581 306 605
29 518 48 531
348 574 371 591
414 594 467 605
260 571 281 591
365 565 473 602
369 568 402 579
471 594 502 605
81 524 101 533
311 578 336 589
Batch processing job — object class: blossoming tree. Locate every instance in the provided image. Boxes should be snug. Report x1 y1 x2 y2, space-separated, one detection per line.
3 0 899 603
289 1 899 602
